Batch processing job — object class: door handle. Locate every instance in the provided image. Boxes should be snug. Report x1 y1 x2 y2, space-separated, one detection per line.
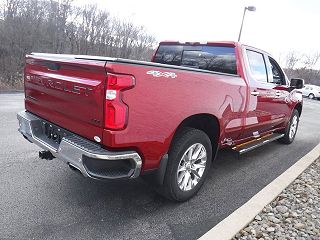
275 90 281 97
251 91 260 96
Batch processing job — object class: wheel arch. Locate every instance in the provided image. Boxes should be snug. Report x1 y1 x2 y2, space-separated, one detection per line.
171 113 220 159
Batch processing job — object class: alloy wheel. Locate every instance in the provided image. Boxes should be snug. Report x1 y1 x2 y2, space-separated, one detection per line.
176 143 207 191
289 115 298 140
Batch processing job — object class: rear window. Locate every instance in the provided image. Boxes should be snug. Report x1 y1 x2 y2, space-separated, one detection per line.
153 45 237 74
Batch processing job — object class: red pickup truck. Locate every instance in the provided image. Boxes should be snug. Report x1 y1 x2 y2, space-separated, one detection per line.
17 41 304 201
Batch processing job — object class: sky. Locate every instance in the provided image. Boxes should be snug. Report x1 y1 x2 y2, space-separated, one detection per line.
76 0 320 65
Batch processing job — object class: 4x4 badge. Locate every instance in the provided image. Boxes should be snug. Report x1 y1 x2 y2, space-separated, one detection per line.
146 70 177 79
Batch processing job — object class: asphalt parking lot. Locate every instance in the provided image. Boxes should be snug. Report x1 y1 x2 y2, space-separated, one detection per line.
1 93 320 240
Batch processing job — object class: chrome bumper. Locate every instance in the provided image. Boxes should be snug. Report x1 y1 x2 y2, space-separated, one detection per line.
17 111 142 179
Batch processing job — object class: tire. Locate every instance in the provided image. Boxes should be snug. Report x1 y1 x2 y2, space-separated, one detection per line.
160 127 212 201
278 109 299 144
308 93 315 99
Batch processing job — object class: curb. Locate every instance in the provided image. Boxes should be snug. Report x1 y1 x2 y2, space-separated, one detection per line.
198 142 320 240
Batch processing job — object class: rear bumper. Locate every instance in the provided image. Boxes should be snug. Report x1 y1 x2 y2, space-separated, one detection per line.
17 111 142 179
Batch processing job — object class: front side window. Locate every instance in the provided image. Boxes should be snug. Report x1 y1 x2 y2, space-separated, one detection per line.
246 50 268 83
268 57 285 85
153 45 237 74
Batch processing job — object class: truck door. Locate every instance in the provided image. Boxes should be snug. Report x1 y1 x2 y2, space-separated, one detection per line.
241 49 285 139
264 55 291 126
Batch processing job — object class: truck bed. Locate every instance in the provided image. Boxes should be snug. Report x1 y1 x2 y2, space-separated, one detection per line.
25 53 240 144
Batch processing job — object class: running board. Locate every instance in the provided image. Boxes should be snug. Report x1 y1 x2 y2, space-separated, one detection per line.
232 133 284 155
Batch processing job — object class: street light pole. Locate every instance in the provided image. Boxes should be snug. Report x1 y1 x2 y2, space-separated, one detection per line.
238 6 256 42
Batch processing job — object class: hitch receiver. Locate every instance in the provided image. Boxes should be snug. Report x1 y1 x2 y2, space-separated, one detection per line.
39 151 55 160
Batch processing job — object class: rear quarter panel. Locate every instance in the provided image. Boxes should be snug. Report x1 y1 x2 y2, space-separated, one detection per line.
103 63 247 171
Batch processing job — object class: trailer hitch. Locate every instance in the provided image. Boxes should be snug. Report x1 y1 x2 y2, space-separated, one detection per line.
39 151 55 160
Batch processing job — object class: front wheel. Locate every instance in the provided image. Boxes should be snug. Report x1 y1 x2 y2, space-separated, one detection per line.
308 93 315 99
161 128 212 201
278 109 300 144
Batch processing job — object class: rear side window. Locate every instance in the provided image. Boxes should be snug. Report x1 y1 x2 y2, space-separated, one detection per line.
246 50 268 83
153 45 237 74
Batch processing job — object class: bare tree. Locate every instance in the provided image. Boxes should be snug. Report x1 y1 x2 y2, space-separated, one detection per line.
285 51 301 70
0 0 156 89
303 52 320 70
284 51 320 85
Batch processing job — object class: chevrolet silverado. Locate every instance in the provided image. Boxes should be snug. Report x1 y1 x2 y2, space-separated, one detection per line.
17 41 304 201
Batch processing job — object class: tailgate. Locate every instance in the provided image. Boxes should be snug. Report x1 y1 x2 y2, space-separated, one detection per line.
24 54 107 143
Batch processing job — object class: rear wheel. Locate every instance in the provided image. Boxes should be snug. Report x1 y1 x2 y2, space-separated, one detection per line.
278 109 299 144
161 128 212 201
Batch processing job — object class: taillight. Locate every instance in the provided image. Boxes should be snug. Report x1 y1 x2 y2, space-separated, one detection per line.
105 73 135 130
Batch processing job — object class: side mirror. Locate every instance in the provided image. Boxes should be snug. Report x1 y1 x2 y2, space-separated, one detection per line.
290 78 304 89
